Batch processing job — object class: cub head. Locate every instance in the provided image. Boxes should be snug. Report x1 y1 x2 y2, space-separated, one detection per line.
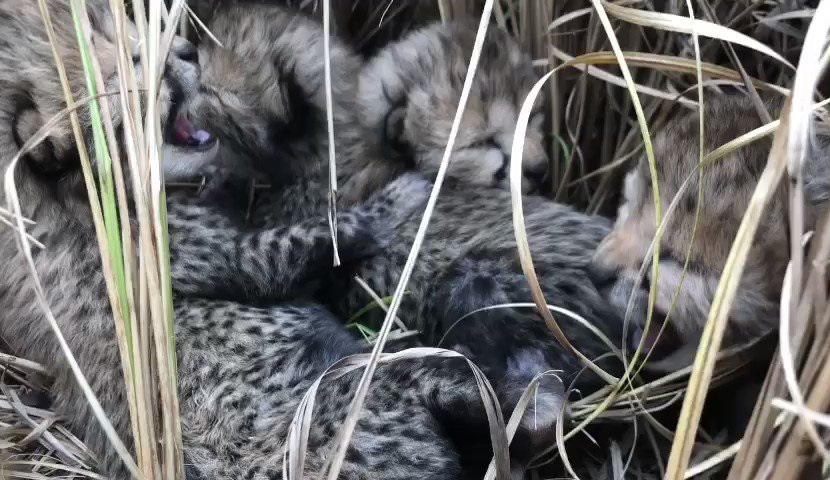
0 0 212 212
183 3 363 184
595 94 830 356
357 20 549 194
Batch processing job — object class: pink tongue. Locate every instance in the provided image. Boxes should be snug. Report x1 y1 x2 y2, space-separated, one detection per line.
174 115 195 144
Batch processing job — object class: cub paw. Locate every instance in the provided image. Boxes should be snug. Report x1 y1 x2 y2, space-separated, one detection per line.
376 172 433 221
335 214 385 263
502 349 565 448
391 172 434 202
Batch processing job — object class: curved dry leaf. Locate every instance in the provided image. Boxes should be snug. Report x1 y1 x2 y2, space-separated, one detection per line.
438 302 623 361
543 47 699 106
284 348 510 480
602 1 794 70
543 49 790 96
510 67 619 385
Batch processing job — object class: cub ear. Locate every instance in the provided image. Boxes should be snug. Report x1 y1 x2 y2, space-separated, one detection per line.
12 102 77 177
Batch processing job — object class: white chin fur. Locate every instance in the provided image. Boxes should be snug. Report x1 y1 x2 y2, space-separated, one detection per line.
161 139 220 182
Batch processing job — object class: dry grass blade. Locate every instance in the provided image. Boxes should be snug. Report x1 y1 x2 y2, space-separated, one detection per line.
540 49 790 96
588 0 661 366
510 68 618 385
284 348 508 480
637 0 707 391
71 2 158 474
0 216 43 249
351 275 409 332
484 369 565 480
783 1 830 423
320 3 510 480
602 1 794 69
184 4 223 47
0 207 35 225
554 1 671 445
3 120 139 476
439 302 623 359
621 0 701 364
541 47 700 106
3 0 190 477
0 354 47 375
1 385 92 470
778 236 830 463
2 1 144 476
684 441 741 479
323 0 341 267
765 11 830 469
134 1 187 476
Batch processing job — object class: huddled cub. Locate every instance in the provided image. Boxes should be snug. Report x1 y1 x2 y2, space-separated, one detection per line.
596 94 830 359
186 2 628 451
0 2 522 479
349 18 549 201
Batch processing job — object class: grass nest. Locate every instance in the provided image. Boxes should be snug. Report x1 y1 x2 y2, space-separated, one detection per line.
2 0 829 479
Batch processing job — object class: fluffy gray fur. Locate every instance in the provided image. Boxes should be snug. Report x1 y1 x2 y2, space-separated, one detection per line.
0 2 517 479
185 4 626 445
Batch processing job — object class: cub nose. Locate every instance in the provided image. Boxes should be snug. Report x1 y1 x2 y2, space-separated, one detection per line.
172 37 198 65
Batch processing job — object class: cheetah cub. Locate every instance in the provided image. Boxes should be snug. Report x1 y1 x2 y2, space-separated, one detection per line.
186 7 625 461
595 94 830 359
345 19 549 201
0 2 517 479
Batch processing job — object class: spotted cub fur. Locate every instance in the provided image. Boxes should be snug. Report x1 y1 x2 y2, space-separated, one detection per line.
186 3 626 450
595 94 830 354
0 2 514 479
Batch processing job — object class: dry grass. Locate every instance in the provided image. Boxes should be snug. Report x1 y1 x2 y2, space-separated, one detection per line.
2 0 829 479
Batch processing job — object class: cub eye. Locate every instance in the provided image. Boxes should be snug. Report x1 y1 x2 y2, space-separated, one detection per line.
131 54 141 65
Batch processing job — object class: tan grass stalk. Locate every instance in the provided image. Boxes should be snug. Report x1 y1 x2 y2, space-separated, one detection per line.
6 1 143 475
323 0 341 267
778 236 830 462
4 1 188 477
538 49 790 96
70 2 157 474
541 48 701 105
351 275 409 332
601 1 793 69
511 0 662 445
725 4 830 479
684 441 742 479
629 0 707 390
587 0 662 373
510 71 619 384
